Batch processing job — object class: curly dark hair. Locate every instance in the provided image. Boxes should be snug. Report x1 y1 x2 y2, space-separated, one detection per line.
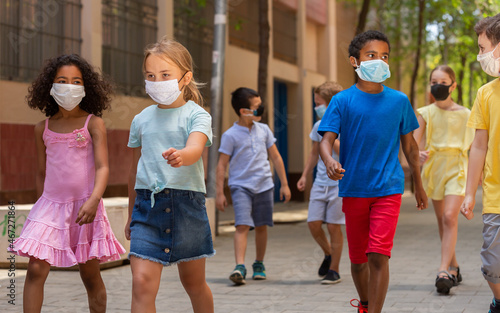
348 30 391 60
27 54 113 117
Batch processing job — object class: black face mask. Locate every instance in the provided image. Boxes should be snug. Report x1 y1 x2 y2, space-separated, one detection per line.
430 83 452 101
250 105 265 116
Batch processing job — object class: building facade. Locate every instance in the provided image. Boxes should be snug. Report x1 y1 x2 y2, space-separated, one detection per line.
0 0 356 204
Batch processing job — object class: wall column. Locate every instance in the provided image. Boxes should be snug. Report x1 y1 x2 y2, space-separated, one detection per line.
157 0 174 39
81 0 102 69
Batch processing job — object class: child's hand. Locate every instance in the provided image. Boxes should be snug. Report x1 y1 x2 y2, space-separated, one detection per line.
296 176 306 192
280 185 291 203
414 186 428 210
125 218 132 240
216 194 227 212
419 150 429 165
460 195 475 220
162 147 183 167
76 198 99 226
325 159 345 181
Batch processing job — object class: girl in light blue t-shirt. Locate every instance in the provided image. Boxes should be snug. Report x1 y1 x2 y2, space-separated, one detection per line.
125 37 214 313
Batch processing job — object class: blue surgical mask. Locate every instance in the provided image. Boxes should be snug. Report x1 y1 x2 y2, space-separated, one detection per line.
355 59 391 83
314 104 327 119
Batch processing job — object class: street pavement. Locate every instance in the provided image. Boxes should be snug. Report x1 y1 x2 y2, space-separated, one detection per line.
0 190 491 312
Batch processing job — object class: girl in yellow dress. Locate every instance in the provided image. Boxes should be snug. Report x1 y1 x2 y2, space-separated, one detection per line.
413 65 474 294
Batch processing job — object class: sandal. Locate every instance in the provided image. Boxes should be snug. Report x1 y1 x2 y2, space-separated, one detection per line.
449 266 462 286
435 270 456 294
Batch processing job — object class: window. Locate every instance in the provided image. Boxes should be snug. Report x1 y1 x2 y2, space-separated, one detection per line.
273 3 297 64
228 0 259 52
174 0 214 105
102 0 157 96
0 0 82 81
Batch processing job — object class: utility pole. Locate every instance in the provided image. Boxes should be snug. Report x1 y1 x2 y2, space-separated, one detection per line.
207 0 227 235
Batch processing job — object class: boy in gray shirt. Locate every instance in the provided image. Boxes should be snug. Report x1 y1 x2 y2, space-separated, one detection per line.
216 87 291 285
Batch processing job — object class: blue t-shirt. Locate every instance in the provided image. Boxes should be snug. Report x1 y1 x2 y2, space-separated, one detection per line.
219 121 276 193
128 101 212 193
310 120 339 187
318 85 418 198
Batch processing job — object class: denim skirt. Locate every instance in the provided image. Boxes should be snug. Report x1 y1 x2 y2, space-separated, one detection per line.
129 188 215 266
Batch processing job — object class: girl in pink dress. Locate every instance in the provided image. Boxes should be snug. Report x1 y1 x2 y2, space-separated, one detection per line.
10 54 125 313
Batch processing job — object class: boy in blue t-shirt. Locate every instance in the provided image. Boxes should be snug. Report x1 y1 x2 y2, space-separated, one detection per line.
318 30 428 313
216 87 291 285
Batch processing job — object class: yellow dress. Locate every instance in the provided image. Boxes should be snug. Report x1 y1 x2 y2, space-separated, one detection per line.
417 104 474 200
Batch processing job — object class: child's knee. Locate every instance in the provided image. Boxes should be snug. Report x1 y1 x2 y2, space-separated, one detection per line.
351 262 367 273
182 278 208 297
80 270 103 288
235 225 251 233
367 252 389 269
26 258 50 280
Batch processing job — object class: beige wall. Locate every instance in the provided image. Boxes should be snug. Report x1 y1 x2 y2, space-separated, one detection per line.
0 80 150 130
221 44 260 133
335 1 356 89
304 21 318 72
0 81 45 125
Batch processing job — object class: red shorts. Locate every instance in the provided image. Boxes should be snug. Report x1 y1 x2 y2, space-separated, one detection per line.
342 194 402 264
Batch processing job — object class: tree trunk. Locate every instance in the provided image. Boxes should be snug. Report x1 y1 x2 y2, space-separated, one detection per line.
258 0 270 122
355 0 371 35
456 52 466 105
409 0 425 108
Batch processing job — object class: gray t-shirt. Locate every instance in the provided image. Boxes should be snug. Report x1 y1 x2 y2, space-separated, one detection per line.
310 120 339 187
219 121 276 193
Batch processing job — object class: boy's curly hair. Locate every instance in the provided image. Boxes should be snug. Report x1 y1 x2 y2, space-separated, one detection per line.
27 54 113 117
348 30 391 60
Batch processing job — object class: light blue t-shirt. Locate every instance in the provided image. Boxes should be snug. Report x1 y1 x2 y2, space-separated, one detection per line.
310 120 339 187
318 85 419 198
219 121 276 193
128 101 212 194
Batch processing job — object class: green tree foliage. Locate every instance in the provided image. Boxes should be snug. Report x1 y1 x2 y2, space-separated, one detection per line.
345 0 500 108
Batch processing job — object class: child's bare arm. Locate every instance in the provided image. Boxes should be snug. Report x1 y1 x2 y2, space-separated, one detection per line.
34 121 46 198
216 153 230 211
461 129 488 220
162 132 208 167
268 144 291 202
333 138 340 156
413 115 429 164
319 132 344 180
401 132 428 210
77 116 109 225
126 147 141 240
297 141 320 191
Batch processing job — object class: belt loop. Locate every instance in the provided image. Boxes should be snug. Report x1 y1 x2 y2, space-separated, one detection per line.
189 191 194 200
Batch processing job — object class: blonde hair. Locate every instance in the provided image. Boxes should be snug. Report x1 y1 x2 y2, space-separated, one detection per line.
314 81 343 104
143 37 204 106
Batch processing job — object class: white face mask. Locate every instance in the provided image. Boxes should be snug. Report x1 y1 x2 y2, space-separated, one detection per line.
477 44 500 77
145 79 183 105
50 83 85 111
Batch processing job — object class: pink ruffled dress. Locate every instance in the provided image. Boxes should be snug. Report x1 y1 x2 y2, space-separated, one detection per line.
11 114 126 267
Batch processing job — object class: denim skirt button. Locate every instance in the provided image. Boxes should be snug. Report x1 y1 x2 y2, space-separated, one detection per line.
164 248 170 253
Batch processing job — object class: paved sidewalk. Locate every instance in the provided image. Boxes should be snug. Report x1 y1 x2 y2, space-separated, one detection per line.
0 191 490 312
